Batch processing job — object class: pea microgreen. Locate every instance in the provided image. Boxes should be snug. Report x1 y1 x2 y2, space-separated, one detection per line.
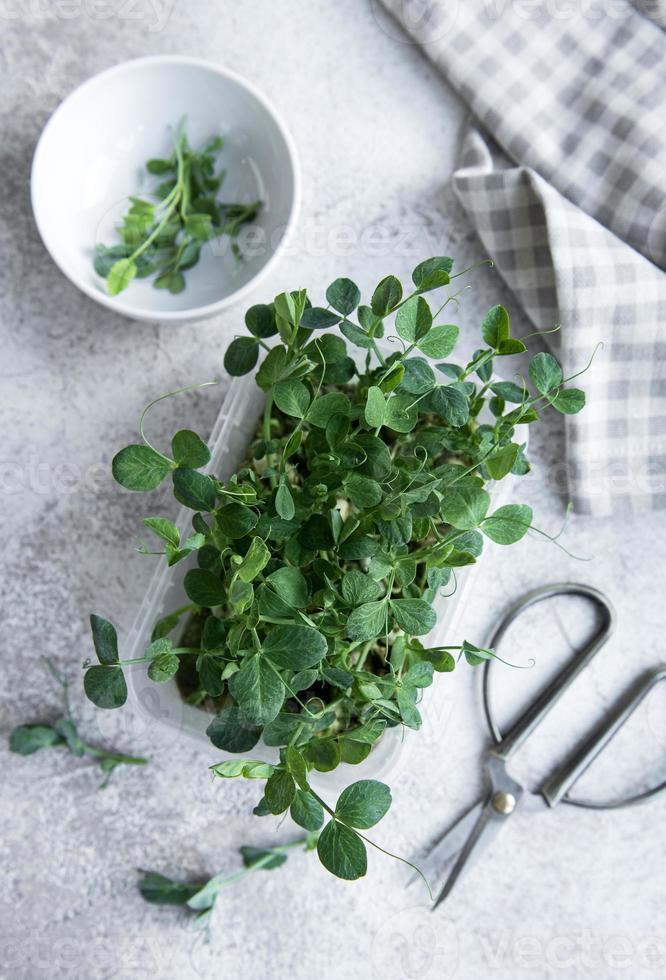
84 258 587 884
138 836 316 927
10 660 147 788
95 126 262 296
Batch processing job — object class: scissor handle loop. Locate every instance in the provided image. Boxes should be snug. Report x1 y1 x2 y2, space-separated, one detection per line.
483 583 614 762
483 583 666 810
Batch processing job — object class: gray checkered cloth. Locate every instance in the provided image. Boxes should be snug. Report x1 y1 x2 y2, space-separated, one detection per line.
379 0 666 516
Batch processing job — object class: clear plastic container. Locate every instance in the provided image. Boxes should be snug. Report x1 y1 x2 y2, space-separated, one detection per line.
125 375 525 790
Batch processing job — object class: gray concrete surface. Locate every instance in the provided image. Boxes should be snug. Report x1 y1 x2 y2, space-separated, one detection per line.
2 2 666 978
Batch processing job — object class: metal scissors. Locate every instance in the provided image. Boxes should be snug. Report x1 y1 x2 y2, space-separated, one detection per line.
415 583 666 909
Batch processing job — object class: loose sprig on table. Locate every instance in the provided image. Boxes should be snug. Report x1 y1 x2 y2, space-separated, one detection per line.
94 127 262 296
83 256 586 882
10 660 147 788
139 836 316 927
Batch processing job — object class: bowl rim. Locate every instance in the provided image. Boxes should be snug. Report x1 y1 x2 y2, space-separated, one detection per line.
30 54 302 323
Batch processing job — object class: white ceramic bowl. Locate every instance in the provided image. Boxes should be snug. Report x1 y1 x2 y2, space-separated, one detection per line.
31 56 301 323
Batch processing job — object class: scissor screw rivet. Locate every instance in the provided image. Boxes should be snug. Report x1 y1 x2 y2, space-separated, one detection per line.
492 791 516 815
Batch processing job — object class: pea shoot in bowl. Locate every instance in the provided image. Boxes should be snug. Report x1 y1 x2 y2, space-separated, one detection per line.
31 56 301 323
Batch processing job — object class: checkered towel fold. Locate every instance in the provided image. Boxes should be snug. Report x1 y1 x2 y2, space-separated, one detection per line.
379 0 666 515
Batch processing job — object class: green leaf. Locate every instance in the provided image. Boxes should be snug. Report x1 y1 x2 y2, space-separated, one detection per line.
171 430 211 468
198 654 224 696
339 740 372 765
275 480 295 520
404 661 435 687
412 256 453 290
384 394 418 433
112 445 171 491
490 381 527 403
264 770 296 814
317 821 367 880
340 320 373 350
245 304 278 338
371 275 402 316
344 474 382 508
266 566 309 607
326 278 361 315
178 240 201 271
146 158 174 174
323 667 354 690
482 504 532 544
285 744 308 789
346 600 388 641
300 307 341 330
9 724 63 755
202 616 226 650
211 759 274 779
283 429 302 459
291 670 318 693
84 665 127 709
185 213 213 241
156 269 186 294
498 338 526 355
52 718 85 757
417 324 459 358
239 846 288 871
237 537 270 583
400 358 436 395
172 468 217 512
365 386 386 428
423 648 456 672
390 598 436 635
256 346 289 391
481 305 510 349
395 295 432 342
273 379 311 419
397 686 422 729
229 654 285 725
274 290 306 329
184 568 226 607
550 388 585 414
138 872 202 906
358 305 383 334
529 352 563 394
224 337 259 377
344 719 387 745
262 625 327 670
216 502 258 538
341 570 384 606
147 651 179 682
335 779 392 829
307 392 351 428
290 789 325 831
441 486 491 529
107 258 137 295
143 517 180 548
90 614 119 665
462 640 496 666
355 433 392 480
307 737 341 772
379 362 404 393
485 444 520 480
206 707 262 753
427 385 469 427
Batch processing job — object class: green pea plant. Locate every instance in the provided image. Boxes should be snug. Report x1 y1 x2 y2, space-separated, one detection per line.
10 660 147 788
139 836 316 928
94 125 261 296
83 256 587 885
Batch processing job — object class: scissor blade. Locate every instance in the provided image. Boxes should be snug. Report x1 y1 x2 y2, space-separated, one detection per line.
409 798 486 895
432 794 505 908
